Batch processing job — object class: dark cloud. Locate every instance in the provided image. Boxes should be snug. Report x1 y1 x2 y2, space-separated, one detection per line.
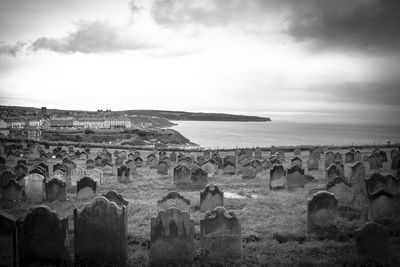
308 82 400 106
151 0 400 53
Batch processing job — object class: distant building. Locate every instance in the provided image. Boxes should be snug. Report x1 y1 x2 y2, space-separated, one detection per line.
5 119 25 129
50 117 74 128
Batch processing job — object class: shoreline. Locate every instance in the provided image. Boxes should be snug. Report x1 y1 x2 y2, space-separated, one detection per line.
1 137 398 152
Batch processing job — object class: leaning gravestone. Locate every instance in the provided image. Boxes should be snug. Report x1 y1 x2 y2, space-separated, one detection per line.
157 192 191 213
200 184 224 212
76 177 96 200
150 208 195 266
369 189 394 223
18 206 70 265
286 165 305 190
25 173 45 203
307 191 338 233
45 178 67 202
0 211 18 266
270 164 286 190
1 179 23 201
200 207 241 265
355 222 393 259
74 197 127 265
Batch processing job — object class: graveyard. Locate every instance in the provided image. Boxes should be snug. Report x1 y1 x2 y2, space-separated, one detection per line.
0 142 400 266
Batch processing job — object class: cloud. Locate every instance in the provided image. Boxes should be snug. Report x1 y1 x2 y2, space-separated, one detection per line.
0 41 28 56
31 20 154 54
0 20 155 56
151 0 400 53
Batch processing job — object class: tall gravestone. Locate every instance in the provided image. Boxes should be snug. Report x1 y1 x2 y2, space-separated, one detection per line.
18 206 70 265
45 178 67 202
25 173 45 203
200 184 224 212
307 191 338 233
200 207 241 265
150 208 195 266
117 165 130 184
0 211 18 267
270 164 286 190
190 168 208 189
286 165 305 190
74 197 127 265
173 165 191 187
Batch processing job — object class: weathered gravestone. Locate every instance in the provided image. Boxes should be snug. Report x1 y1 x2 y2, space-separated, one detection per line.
354 150 362 162
291 157 302 168
310 148 321 160
86 159 95 169
84 168 103 185
196 155 205 165
307 158 319 171
294 148 301 156
52 169 66 182
74 197 127 265
334 152 342 163
369 189 394 222
325 151 335 168
45 178 67 202
117 165 130 184
0 211 18 266
200 207 242 265
18 206 70 265
102 162 113 176
71 166 84 186
200 184 224 212
286 165 305 190
150 208 195 266
201 160 218 176
307 191 338 233
326 164 341 184
77 177 96 200
391 155 399 170
25 173 45 203
390 149 399 160
270 164 286 190
251 159 262 173
0 170 16 187
261 159 272 170
369 153 383 170
387 175 400 196
158 192 191 213
355 222 393 259
327 178 353 207
242 163 256 179
190 168 208 189
344 151 354 163
158 161 169 176
379 150 388 163
1 179 23 201
277 151 285 162
102 190 129 208
335 161 345 178
365 173 388 197
254 147 262 159
134 157 143 168
173 165 191 188
148 154 158 169
223 161 236 175
170 152 177 163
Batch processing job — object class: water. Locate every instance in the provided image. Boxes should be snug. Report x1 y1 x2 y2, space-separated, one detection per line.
172 120 400 149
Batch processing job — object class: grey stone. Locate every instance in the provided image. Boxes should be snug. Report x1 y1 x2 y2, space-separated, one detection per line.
200 184 224 212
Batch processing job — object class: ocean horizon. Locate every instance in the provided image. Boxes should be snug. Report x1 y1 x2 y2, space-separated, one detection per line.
171 120 400 149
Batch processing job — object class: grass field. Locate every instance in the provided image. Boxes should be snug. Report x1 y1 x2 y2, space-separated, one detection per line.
1 147 399 266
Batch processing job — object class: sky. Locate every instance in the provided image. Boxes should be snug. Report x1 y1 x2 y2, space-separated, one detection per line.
0 0 399 124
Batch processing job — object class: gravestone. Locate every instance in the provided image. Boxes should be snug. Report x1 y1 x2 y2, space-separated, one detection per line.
294 148 301 156
170 152 177 163
277 151 285 162
134 157 143 168
335 162 344 178
158 161 169 176
77 177 96 200
387 175 400 196
355 222 392 259
369 153 383 170
18 206 70 265
45 178 67 202
365 173 388 197
354 151 362 162
1 179 23 201
291 157 302 168
25 173 45 203
270 146 277 155
103 162 113 176
71 166 84 186
201 161 218 176
52 169 66 181
261 159 271 170
86 159 95 169
286 165 305 190
378 151 388 163
369 189 394 222
0 170 16 187
269 164 286 190
200 207 241 265
307 191 338 232
84 168 103 185
310 148 320 160
242 163 256 179
0 211 17 266
223 161 236 175
334 152 342 163
344 151 354 163
190 168 208 189
307 158 319 171
254 147 262 159
328 182 353 207
391 155 399 170
203 150 211 160
200 184 224 212
125 160 137 175
115 157 124 168
158 192 191 212
148 154 158 169
173 165 191 188
74 197 127 265
196 155 205 165
390 149 399 160
251 159 262 173
325 151 335 168
102 190 129 208
325 164 340 183
150 208 195 266
117 165 130 184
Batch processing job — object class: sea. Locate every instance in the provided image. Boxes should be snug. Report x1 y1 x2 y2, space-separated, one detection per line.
171 120 400 149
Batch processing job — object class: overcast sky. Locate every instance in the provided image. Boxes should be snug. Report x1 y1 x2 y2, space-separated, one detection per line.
0 0 399 124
